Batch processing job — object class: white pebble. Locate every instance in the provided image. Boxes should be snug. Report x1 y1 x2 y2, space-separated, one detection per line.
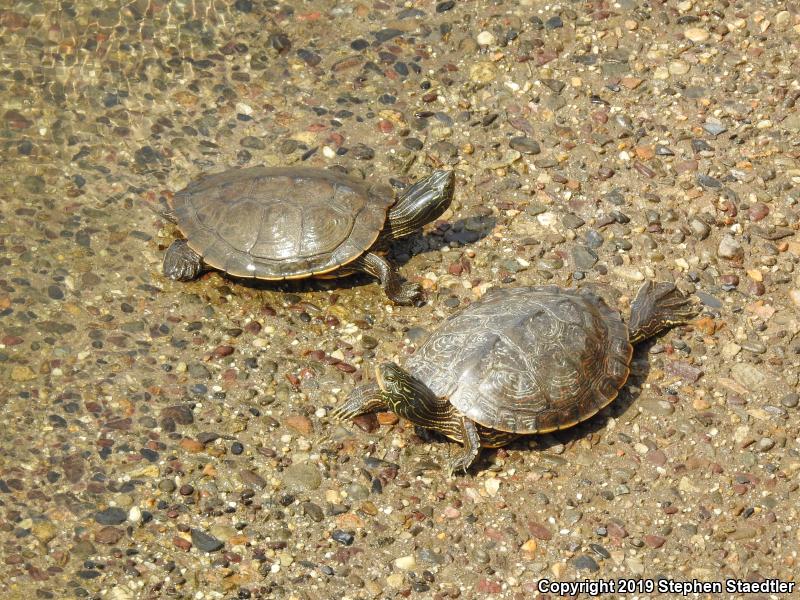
477 31 496 46
684 27 709 42
394 555 416 570
235 102 253 116
484 477 501 497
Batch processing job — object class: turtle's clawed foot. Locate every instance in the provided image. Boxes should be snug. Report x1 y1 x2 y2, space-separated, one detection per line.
331 383 387 422
388 281 424 306
446 418 481 477
330 401 358 422
163 240 203 281
446 454 475 477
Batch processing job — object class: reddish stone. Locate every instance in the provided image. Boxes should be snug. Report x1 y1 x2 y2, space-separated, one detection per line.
0 12 30 31
748 203 769 221
644 534 666 548
527 521 553 540
326 132 344 147
103 417 132 430
476 579 502 594
285 414 313 435
179 438 204 453
376 412 399 426
606 521 628 538
244 321 262 335
212 345 234 358
173 536 192 551
303 349 323 361
353 413 379 433
95 526 124 545
335 362 357 373
646 449 668 466
664 360 703 383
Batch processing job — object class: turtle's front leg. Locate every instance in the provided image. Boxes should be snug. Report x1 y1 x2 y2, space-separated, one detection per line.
331 383 387 421
447 418 482 476
163 239 204 281
350 252 422 305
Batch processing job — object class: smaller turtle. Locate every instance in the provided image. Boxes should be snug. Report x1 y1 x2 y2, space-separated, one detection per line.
332 281 699 474
152 167 455 305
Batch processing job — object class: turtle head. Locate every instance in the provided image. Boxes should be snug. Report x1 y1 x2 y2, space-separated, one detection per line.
387 170 455 239
376 362 426 416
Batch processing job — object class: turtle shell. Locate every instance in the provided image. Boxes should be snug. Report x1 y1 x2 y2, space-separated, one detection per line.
405 286 633 434
172 166 394 279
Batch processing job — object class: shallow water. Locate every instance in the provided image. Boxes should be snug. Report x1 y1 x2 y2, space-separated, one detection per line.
2 1 799 598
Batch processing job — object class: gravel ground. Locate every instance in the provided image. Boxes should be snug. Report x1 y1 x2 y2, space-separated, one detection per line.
2 1 800 599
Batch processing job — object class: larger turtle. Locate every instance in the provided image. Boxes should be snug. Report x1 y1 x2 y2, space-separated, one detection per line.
154 167 454 305
332 281 699 474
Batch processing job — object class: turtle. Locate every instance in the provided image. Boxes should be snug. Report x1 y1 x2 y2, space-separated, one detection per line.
332 281 700 474
152 166 455 305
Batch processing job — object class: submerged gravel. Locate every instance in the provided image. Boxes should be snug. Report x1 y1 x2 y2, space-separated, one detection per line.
2 1 799 599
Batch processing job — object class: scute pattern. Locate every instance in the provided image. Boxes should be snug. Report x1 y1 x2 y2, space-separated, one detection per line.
172 166 394 279
406 286 633 434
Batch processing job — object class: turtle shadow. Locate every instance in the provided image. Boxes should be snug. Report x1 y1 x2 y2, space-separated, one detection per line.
196 214 496 298
413 339 659 475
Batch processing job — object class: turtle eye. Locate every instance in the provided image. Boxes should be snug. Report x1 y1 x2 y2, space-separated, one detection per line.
378 362 397 381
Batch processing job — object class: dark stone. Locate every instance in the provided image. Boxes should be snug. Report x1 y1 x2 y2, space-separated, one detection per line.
302 502 325 522
269 32 291 54
561 213 585 230
240 136 265 149
134 146 161 166
95 507 127 525
572 554 600 571
297 49 321 67
509 137 541 154
160 404 194 425
545 15 563 29
571 246 598 270
350 143 375 160
781 393 799 408
403 137 424 151
191 529 224 552
373 29 403 43
697 174 721 189
589 543 610 559
331 530 354 545
691 139 713 153
695 291 722 309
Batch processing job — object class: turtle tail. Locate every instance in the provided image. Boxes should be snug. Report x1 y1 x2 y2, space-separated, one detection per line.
628 281 700 345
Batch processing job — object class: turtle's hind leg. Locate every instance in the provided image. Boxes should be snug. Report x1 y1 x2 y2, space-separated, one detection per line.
350 252 422 306
628 281 700 344
163 240 204 281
